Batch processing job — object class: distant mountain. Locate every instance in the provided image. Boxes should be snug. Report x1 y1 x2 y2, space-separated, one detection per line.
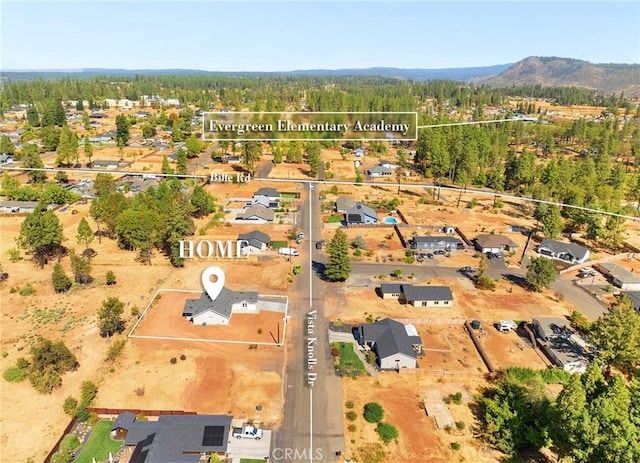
481 56 640 95
0 64 512 82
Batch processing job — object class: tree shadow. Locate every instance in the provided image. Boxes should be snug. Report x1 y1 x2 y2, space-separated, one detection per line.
501 273 529 289
311 260 328 281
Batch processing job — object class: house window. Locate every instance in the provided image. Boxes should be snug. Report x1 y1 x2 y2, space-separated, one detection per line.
434 301 439 305
242 302 248 308
444 301 450 305
421 301 427 307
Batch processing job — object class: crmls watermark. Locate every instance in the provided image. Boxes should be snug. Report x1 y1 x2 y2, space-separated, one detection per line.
271 448 324 461
306 310 318 387
178 240 250 259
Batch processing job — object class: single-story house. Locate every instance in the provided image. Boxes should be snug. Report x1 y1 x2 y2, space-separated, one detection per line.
622 292 640 312
167 146 187 162
366 166 392 177
89 133 113 143
238 230 271 254
379 283 453 308
0 200 42 213
356 318 423 370
92 159 121 169
135 111 151 118
345 203 378 225
379 160 400 170
90 110 108 118
532 317 592 373
351 147 366 157
411 236 464 251
236 204 275 223
224 155 242 164
183 287 258 326
253 187 280 202
473 234 519 254
537 239 590 264
0 154 14 163
111 412 233 462
597 262 640 290
335 196 356 214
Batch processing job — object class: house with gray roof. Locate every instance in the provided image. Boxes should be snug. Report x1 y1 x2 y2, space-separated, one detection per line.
356 318 422 370
532 317 593 373
345 203 378 225
183 287 258 326
0 154 14 164
379 283 453 308
411 236 464 251
0 200 43 213
253 187 280 201
335 196 356 213
366 166 392 177
236 204 274 223
537 239 590 264
238 230 271 254
622 292 640 313
111 412 233 462
597 262 640 290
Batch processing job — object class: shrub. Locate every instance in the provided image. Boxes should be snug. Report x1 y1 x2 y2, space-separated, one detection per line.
8 248 21 262
75 405 89 422
450 442 461 450
105 270 116 285
451 392 463 405
375 422 399 444
569 310 593 333
466 198 478 209
366 351 377 365
455 421 466 431
346 411 357 421
135 386 145 396
52 263 72 293
345 400 354 409
180 354 186 361
170 357 177 364
131 306 140 316
363 402 384 423
106 339 126 361
348 424 357 432
3 366 27 382
354 249 362 257
331 346 340 357
63 396 78 415
19 284 36 296
80 381 98 406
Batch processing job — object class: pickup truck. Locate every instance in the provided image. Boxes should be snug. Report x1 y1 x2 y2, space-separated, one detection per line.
232 425 263 440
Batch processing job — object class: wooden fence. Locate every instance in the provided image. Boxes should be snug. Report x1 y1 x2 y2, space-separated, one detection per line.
43 416 78 463
465 321 495 373
398 368 485 379
88 407 197 416
394 318 465 325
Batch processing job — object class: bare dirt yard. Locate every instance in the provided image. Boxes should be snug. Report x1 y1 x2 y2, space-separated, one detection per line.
0 201 287 461
340 373 505 463
478 328 549 370
133 290 286 344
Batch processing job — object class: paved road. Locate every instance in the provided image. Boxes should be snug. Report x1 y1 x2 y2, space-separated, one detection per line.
274 183 344 463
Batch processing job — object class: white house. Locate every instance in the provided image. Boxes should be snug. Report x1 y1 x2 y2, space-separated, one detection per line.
356 318 423 370
183 287 258 326
597 263 640 291
379 284 454 308
366 166 393 177
238 230 271 254
537 239 590 264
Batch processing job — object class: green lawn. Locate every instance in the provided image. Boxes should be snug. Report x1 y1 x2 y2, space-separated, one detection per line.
271 240 288 249
240 459 267 463
280 193 297 199
75 421 123 463
332 342 366 372
326 214 343 223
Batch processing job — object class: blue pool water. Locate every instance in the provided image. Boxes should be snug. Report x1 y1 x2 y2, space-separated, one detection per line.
383 216 398 224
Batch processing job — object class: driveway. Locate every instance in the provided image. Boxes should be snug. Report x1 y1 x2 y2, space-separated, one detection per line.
227 430 272 463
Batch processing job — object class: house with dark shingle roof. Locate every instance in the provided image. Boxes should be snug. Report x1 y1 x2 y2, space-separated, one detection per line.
238 230 271 254
532 317 592 373
183 287 258 326
411 236 464 251
379 283 453 308
236 204 275 223
356 318 422 370
537 239 590 264
253 187 280 201
345 203 378 225
111 412 233 463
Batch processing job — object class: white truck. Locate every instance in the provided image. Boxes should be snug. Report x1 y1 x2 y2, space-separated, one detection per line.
232 425 263 440
278 247 299 256
497 320 518 333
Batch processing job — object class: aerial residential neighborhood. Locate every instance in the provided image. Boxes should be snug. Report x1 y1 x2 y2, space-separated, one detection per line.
2 2 640 463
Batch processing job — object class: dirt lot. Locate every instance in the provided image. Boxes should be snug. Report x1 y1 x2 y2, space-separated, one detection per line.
476 328 549 370
0 201 287 461
416 324 487 373
134 290 286 344
340 373 504 463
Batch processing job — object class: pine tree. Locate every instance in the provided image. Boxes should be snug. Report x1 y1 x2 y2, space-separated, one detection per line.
97 297 125 337
52 263 72 293
324 229 351 282
161 155 174 176
76 218 94 249
0 135 15 155
176 149 187 176
21 144 46 183
115 114 130 147
83 136 93 166
27 105 40 127
525 256 557 291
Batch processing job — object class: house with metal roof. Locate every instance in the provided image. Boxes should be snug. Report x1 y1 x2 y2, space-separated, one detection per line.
532 317 592 373
111 412 233 463
238 230 271 254
411 235 464 251
345 203 378 225
183 287 258 326
356 318 423 370
537 239 590 264
597 262 640 290
378 283 453 308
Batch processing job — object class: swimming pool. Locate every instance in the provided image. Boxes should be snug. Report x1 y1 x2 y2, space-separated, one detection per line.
383 216 398 224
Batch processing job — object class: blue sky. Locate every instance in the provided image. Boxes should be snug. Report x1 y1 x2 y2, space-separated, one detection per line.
2 1 639 71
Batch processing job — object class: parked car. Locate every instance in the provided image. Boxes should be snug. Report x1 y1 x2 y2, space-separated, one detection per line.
426 253 434 259
434 250 446 255
315 241 323 249
459 266 476 273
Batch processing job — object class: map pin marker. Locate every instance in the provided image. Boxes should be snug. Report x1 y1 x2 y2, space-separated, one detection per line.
201 266 225 301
